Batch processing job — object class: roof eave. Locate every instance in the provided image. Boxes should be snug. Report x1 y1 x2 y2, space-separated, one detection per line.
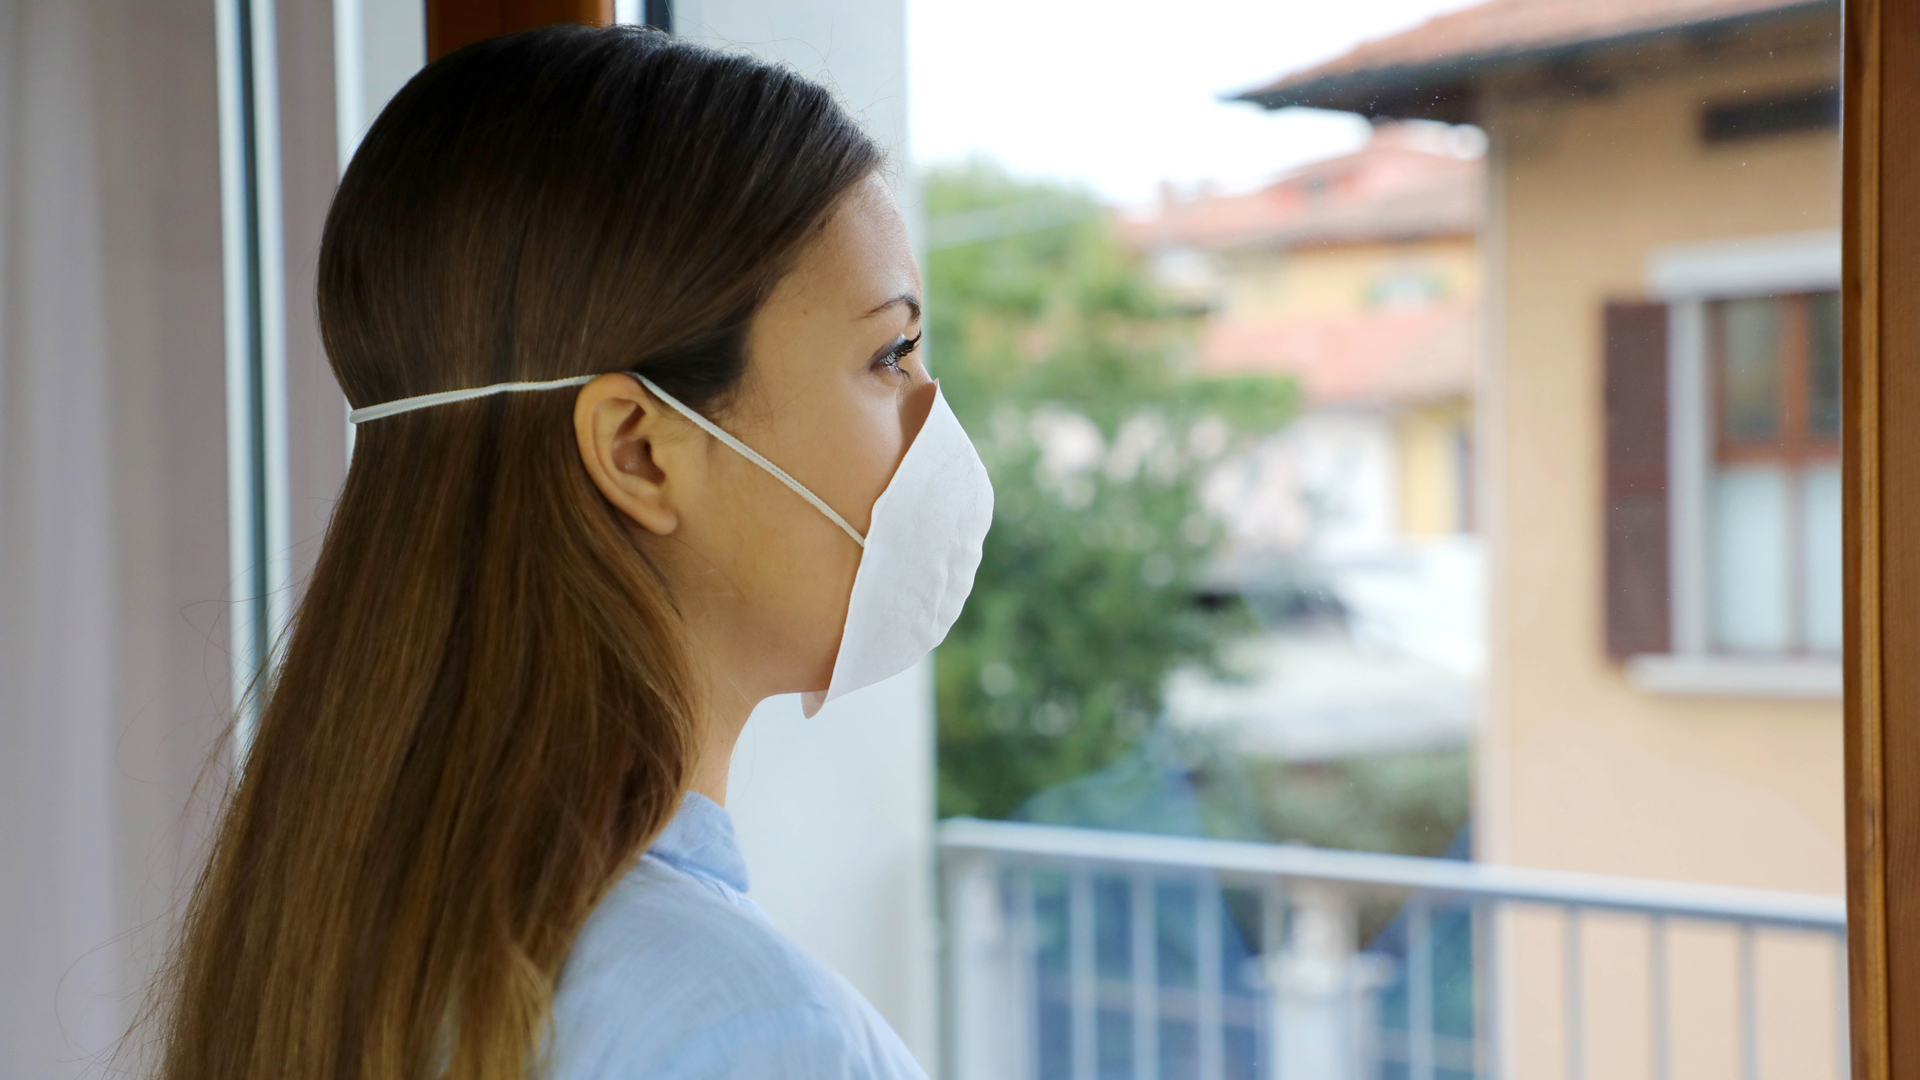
1240 78 1476 123
1233 0 1838 122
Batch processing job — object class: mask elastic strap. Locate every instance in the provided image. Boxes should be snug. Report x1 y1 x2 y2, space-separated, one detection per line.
345 371 866 549
346 376 596 424
630 374 866 549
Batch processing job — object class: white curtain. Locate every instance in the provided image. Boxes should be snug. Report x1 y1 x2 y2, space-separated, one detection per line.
0 2 235 1075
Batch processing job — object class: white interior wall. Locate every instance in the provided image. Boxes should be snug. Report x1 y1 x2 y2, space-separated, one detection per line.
683 1 939 1070
333 0 426 169
726 664 938 1072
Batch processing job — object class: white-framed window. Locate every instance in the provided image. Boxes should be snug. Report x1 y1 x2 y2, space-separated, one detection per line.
1704 291 1842 655
1627 230 1843 698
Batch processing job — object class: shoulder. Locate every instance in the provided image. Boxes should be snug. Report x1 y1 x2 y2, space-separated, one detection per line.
557 854 825 1008
548 856 925 1080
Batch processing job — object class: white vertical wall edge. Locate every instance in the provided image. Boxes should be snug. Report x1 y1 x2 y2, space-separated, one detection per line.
333 0 366 176
250 0 294 672
336 0 426 159
334 0 365 460
695 1 935 1071
214 0 252 737
215 0 293 755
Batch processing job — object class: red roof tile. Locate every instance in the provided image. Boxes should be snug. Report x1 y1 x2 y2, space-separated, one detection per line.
1126 131 1481 252
1203 301 1476 405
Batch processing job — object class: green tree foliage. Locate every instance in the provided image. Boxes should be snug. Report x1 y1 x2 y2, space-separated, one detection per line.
924 160 1296 820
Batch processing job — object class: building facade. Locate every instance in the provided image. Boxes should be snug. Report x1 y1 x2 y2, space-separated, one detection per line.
1129 123 1482 560
1243 0 1845 1074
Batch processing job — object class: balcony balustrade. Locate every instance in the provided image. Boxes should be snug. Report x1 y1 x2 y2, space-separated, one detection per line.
941 818 1847 1080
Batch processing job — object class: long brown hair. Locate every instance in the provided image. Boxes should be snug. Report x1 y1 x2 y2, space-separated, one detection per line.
153 26 878 1080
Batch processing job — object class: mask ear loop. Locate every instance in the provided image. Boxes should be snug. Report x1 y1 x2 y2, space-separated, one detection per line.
628 373 867 549
347 375 596 424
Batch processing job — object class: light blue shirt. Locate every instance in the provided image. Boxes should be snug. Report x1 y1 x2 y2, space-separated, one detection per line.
549 793 928 1080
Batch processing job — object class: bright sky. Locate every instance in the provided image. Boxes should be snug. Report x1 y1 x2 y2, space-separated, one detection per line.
908 0 1485 207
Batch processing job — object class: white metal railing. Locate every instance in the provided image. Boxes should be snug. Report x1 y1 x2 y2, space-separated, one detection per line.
940 817 1848 1080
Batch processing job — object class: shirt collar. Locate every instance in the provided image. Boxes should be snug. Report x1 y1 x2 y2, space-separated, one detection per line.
646 791 750 895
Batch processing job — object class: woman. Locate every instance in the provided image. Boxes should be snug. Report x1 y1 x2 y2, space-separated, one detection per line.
152 25 989 1080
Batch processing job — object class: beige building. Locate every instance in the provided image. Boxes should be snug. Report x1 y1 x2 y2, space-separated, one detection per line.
1244 0 1844 1075
1128 128 1490 765
1129 124 1483 554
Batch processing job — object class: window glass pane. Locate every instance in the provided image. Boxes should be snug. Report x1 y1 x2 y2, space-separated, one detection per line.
1710 466 1792 653
912 3 1846 1076
1718 297 1783 444
1808 290 1842 440
1804 465 1844 654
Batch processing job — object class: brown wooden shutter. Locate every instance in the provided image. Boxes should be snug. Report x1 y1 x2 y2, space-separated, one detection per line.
427 0 616 61
1603 301 1672 658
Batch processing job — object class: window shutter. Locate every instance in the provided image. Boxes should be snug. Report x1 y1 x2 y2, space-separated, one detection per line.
1603 301 1672 658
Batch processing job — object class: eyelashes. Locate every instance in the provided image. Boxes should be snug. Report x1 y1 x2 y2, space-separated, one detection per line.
876 332 923 374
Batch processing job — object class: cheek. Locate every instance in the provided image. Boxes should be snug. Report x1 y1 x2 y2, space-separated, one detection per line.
707 453 868 687
700 386 915 690
813 390 914 535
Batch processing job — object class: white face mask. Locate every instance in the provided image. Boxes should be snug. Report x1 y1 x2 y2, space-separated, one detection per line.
349 372 995 715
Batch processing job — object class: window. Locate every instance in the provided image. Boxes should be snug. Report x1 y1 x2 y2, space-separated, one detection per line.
1612 230 1844 697
1706 292 1842 655
920 3 1850 1076
1365 266 1447 309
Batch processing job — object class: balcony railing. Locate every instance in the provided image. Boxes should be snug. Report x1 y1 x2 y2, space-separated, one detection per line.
940 818 1847 1080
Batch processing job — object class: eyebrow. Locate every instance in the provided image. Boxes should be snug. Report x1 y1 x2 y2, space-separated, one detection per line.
862 293 921 321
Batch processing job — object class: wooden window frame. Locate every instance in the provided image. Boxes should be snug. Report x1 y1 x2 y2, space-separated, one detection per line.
1846 0 1918 1073
425 0 615 61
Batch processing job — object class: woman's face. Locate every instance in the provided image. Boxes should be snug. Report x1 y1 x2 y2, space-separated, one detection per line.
577 172 933 706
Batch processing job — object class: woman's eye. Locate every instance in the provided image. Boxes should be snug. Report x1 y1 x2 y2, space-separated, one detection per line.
877 332 922 374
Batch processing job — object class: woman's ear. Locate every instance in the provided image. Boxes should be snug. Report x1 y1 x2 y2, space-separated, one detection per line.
574 373 682 537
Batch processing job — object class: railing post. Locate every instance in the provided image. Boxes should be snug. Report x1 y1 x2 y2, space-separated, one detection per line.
1738 922 1759 1080
1265 880 1357 1080
1011 868 1038 1080
1409 897 1435 1080
945 851 1022 1080
1650 914 1671 1080
1835 929 1851 1080
1197 879 1225 1080
1472 900 1500 1080
1565 906 1585 1080
1260 881 1288 1080
1651 910 1666 1076
1071 869 1097 1080
1133 874 1160 1080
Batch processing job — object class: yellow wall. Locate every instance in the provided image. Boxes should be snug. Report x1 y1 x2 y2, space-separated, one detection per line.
1482 34 1843 1080
1211 236 1479 542
1218 235 1478 322
1396 398 1471 537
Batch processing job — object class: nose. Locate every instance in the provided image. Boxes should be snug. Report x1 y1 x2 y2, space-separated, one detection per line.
900 376 938 447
